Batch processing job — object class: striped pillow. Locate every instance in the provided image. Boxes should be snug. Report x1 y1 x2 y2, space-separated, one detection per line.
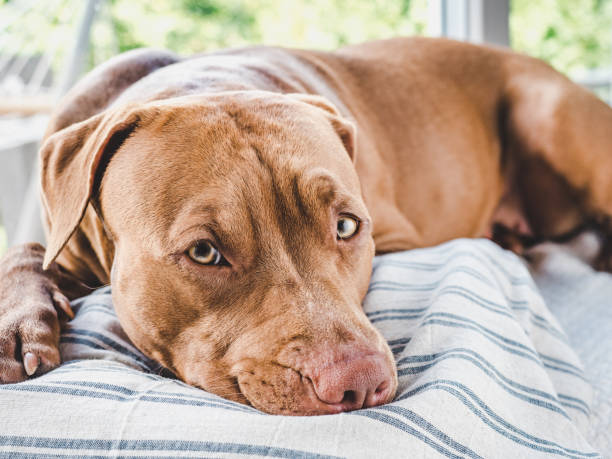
0 239 600 458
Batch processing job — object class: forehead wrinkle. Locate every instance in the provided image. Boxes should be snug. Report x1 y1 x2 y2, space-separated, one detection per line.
168 201 219 241
291 175 310 219
168 190 254 251
243 146 290 246
295 171 367 228
240 145 316 278
298 172 339 211
210 210 252 254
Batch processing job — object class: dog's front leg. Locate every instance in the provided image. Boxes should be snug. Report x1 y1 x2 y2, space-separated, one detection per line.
0 243 88 383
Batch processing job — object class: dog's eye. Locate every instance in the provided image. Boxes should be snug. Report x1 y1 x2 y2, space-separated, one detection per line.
337 216 359 240
187 241 222 265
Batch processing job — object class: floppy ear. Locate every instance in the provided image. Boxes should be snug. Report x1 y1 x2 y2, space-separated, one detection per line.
40 106 143 269
288 94 356 161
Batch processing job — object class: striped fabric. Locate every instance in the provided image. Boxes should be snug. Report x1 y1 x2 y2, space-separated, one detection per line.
0 239 601 458
528 234 612 455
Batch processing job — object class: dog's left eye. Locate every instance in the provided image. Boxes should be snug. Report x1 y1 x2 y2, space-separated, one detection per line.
187 241 223 265
337 216 359 240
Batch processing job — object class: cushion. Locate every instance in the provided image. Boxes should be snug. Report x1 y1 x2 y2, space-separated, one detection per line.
0 239 600 458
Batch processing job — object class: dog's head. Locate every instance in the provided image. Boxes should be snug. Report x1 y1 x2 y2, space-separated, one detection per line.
40 91 398 415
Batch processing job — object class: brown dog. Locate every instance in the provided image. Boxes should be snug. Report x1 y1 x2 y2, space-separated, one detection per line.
1 37 611 415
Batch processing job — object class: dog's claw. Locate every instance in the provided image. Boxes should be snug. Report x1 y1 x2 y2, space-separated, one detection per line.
52 291 74 319
23 352 39 376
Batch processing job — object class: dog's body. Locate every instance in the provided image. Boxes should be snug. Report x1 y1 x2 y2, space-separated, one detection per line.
2 37 612 415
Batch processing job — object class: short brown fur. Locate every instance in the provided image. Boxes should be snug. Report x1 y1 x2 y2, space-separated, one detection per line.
2 38 612 415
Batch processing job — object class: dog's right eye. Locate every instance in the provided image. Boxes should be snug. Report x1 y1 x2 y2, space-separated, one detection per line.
187 241 222 265
337 215 360 240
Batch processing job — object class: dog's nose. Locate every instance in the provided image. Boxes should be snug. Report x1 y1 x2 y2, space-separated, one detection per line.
311 353 393 411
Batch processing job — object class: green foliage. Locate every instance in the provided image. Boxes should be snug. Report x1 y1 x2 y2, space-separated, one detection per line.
103 0 427 55
3 0 612 80
98 0 612 75
181 0 220 16
511 0 612 74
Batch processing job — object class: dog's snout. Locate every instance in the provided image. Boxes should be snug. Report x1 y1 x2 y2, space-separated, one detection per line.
311 352 393 412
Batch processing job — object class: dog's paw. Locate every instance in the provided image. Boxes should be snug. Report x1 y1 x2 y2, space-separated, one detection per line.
0 244 74 384
0 287 73 383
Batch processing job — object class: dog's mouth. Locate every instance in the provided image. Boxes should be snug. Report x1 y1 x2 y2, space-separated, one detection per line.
229 354 397 416
232 363 344 416
187 368 368 415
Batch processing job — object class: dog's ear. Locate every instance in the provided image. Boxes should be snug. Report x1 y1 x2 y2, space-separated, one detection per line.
40 105 143 269
288 94 356 161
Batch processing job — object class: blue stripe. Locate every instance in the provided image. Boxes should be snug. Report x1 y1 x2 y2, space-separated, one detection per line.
528 317 568 343
387 337 412 346
369 282 525 311
416 314 586 380
48 379 139 396
419 317 586 380
541 362 586 380
45 379 258 414
368 277 566 345
375 405 483 458
0 454 111 459
388 337 411 355
391 346 408 356
370 313 423 323
0 436 338 459
0 454 220 459
366 307 428 317
369 297 566 345
557 400 593 416
49 361 161 381
398 348 589 413
373 247 535 288
369 286 515 320
472 243 538 288
435 288 516 318
422 311 572 360
59 337 150 371
558 393 590 409
61 329 154 368
352 410 464 459
398 348 590 414
374 262 497 289
422 312 536 354
540 354 584 373
52 359 174 381
396 380 598 457
371 264 497 291
396 349 586 417
0 383 255 415
429 313 577 373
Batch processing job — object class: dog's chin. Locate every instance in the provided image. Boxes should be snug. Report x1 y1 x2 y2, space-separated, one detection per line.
231 363 345 416
183 371 318 415
181 372 250 406
186 367 330 415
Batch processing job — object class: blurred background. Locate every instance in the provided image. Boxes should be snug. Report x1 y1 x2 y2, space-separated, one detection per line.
1 0 612 256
